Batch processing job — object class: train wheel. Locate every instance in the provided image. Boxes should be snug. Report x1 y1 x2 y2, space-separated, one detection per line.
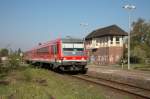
80 68 88 74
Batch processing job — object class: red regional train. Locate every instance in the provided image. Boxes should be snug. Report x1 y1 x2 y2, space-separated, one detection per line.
24 37 88 73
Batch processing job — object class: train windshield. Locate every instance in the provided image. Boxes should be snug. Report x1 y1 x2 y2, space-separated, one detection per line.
62 43 84 56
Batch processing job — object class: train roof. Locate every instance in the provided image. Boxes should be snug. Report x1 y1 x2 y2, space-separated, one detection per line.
25 37 83 52
61 37 83 43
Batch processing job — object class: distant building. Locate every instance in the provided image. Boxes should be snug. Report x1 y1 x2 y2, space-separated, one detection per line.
85 25 128 65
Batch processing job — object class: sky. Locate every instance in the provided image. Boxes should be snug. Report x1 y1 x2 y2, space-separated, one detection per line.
0 0 150 51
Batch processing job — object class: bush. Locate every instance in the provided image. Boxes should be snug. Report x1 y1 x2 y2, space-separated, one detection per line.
118 57 127 65
0 54 21 75
130 56 142 64
8 54 20 69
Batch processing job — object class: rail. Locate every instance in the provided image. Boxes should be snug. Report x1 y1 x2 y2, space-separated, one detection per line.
71 74 150 99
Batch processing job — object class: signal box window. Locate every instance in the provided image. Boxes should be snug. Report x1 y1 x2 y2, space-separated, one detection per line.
110 36 113 44
116 36 120 44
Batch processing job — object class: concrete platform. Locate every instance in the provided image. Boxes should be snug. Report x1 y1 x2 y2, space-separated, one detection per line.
87 65 150 90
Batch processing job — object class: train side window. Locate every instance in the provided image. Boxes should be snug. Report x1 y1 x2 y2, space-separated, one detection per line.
56 43 60 54
51 44 59 55
37 47 49 54
51 45 57 55
54 45 57 55
51 45 54 54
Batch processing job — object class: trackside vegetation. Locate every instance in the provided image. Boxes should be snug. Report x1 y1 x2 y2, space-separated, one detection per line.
125 19 150 64
0 49 105 99
0 49 133 99
118 18 150 70
0 66 105 99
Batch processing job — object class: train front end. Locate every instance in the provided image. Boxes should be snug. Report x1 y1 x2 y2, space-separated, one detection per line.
59 38 88 73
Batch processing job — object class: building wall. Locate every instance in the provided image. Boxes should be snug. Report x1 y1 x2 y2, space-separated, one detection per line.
88 47 123 65
85 36 125 65
108 47 123 64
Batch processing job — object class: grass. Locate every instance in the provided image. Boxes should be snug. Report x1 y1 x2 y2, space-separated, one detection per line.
0 66 105 99
117 63 150 70
131 64 150 71
90 62 150 70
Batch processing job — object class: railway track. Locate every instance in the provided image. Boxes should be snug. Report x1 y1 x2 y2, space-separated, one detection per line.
71 74 150 99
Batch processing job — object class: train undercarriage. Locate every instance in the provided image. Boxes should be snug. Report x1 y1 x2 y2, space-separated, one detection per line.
25 60 88 74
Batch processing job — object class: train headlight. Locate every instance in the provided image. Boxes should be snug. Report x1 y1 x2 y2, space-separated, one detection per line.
61 57 66 60
61 57 64 60
81 57 85 60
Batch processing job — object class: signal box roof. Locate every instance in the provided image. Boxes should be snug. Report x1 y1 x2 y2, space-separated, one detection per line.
85 25 128 40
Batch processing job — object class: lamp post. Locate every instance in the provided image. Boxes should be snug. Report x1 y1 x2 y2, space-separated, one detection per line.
5 44 11 55
80 22 89 49
80 22 91 64
123 4 136 69
80 23 89 39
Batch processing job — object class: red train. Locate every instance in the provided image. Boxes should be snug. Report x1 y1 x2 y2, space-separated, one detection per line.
24 38 88 73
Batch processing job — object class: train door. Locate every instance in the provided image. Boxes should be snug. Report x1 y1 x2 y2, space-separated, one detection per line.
51 44 58 62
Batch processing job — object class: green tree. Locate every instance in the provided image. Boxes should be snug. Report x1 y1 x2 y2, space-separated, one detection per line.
9 53 20 69
17 48 22 55
129 18 150 63
0 48 9 57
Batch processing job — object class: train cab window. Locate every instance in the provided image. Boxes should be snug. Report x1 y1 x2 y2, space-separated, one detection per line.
62 43 84 56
